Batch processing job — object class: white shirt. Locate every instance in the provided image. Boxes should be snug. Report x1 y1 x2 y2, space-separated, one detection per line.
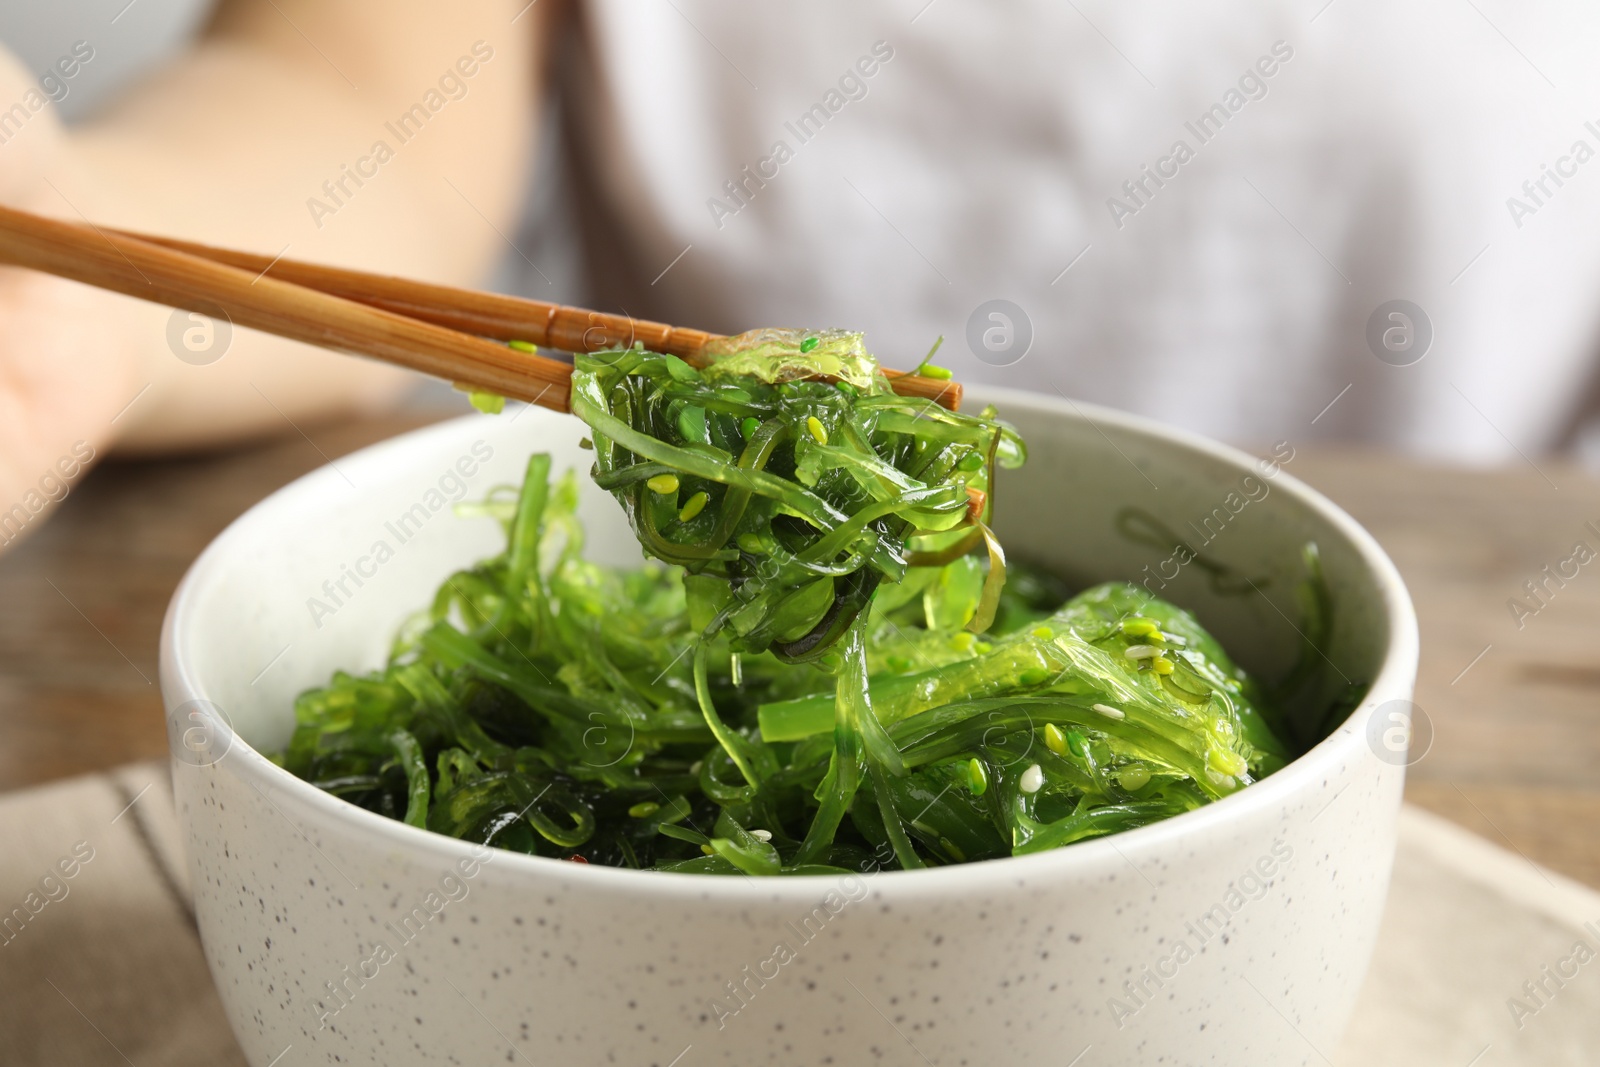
566 0 1600 463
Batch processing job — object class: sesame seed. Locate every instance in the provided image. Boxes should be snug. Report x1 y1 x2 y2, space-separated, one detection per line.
966 757 989 796
1092 703 1126 720
1043 723 1068 755
1124 645 1158 660
1209 748 1248 778
1019 764 1045 794
806 415 828 445
749 829 773 842
1118 763 1151 790
678 491 708 521
646 473 680 494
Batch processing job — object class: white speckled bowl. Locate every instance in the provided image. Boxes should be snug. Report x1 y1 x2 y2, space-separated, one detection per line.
162 388 1417 1066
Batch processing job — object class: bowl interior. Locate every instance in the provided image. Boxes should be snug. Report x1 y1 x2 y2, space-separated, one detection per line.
991 396 1387 743
169 390 1397 763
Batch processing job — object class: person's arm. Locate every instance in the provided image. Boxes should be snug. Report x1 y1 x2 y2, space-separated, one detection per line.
0 0 536 533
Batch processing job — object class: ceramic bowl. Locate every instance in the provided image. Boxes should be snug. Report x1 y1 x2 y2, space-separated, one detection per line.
161 387 1418 1065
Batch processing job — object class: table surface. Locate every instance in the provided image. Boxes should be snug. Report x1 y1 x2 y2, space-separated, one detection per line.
2 414 1596 887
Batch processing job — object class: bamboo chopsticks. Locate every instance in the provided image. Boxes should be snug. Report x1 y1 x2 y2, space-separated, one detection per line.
0 204 961 414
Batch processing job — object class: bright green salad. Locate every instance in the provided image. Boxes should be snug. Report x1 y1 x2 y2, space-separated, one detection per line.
280 330 1302 875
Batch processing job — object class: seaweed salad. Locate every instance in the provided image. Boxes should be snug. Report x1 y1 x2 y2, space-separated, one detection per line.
281 329 1293 875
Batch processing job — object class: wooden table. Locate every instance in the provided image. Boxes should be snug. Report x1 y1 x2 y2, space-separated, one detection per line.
2 419 1596 886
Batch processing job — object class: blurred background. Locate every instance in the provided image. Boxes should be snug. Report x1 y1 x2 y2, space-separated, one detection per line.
1 5 1599 1063
4 0 1599 468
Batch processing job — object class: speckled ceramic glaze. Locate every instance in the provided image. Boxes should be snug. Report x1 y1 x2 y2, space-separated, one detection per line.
162 388 1417 1066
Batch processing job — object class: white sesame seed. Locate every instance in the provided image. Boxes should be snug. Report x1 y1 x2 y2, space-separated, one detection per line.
1019 764 1045 794
1093 703 1126 720
749 828 773 842
1124 644 1158 659
1162 633 1187 647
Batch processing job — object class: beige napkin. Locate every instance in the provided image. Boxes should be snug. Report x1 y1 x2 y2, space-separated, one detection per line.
0 763 246 1067
1335 806 1600 1066
0 764 1595 1066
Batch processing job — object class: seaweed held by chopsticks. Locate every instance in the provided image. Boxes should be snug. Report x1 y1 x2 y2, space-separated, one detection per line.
281 332 1293 874
568 328 1023 664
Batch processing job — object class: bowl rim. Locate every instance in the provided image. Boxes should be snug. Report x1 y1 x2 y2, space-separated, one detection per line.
161 386 1418 901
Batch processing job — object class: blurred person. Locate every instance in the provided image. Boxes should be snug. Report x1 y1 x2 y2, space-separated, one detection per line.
0 0 536 547
3 0 1599 549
